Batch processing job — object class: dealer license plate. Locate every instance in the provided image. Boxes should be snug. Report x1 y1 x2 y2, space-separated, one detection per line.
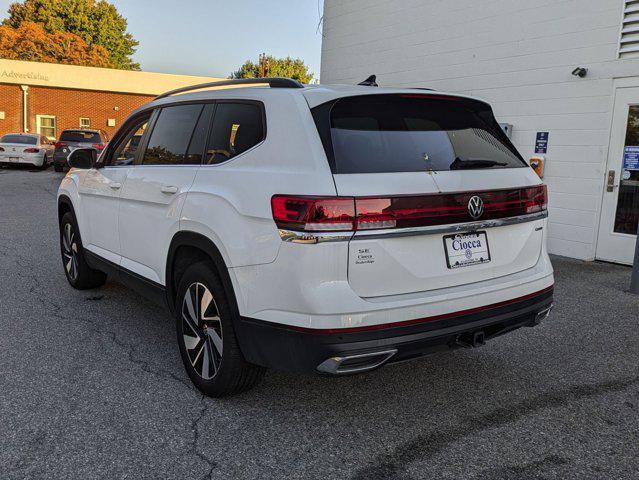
443 231 491 269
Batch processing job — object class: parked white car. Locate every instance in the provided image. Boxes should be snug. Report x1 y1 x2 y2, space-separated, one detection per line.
57 78 554 397
0 133 54 168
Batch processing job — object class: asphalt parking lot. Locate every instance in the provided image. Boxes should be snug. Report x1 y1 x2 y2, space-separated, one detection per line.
1 166 638 480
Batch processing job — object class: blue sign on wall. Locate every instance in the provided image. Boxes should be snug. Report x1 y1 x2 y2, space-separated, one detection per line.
624 146 639 171
535 132 549 154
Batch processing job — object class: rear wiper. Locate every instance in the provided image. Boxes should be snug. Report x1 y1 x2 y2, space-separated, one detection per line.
450 157 508 170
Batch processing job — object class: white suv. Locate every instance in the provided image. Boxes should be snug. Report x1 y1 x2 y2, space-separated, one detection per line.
57 78 554 397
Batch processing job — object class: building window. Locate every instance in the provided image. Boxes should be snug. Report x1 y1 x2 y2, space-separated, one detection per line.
80 117 91 128
36 115 56 140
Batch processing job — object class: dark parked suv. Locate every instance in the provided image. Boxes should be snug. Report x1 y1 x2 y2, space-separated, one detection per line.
53 129 109 172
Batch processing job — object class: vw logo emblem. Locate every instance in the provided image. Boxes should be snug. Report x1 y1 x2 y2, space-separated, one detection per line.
468 196 484 220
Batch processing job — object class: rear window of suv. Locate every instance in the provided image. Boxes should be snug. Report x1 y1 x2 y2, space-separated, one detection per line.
312 94 526 174
59 131 102 143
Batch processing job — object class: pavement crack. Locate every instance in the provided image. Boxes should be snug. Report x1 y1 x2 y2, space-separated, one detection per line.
190 395 217 480
4 241 198 394
351 376 639 480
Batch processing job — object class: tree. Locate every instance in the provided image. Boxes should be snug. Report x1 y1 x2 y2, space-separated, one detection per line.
231 55 314 84
0 21 112 68
3 0 139 70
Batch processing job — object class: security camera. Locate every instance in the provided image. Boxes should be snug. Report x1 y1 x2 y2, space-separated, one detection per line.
572 67 588 78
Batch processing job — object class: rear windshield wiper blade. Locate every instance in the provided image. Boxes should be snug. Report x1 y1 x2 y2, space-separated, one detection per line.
449 157 508 170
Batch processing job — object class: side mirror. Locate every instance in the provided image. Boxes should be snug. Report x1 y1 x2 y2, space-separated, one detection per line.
68 148 96 169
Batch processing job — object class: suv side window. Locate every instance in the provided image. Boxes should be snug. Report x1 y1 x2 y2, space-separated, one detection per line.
107 115 150 166
185 104 214 165
204 102 264 165
141 104 204 166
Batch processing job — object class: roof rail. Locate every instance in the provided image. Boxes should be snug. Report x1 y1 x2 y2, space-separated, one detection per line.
155 77 304 100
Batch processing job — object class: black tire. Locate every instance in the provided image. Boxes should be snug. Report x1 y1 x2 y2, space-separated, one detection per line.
54 163 63 172
59 212 107 290
176 261 265 397
39 155 48 170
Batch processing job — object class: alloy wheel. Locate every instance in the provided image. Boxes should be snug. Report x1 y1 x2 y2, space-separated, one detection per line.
181 282 224 380
62 223 79 281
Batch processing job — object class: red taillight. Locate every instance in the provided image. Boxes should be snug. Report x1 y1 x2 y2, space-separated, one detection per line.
523 184 548 214
54 142 67 149
24 148 40 153
271 196 355 232
355 198 397 230
399 94 463 101
356 195 470 230
272 186 547 232
92 143 105 150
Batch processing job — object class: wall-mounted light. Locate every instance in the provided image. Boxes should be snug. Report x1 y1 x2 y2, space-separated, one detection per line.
571 67 588 78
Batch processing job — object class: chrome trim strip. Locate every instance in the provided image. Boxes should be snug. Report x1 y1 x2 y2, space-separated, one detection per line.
278 211 547 243
278 229 354 244
352 211 548 241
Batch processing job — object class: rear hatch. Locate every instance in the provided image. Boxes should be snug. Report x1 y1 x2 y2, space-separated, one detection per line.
311 93 546 298
55 130 104 157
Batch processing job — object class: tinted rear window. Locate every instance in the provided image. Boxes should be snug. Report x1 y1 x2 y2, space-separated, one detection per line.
1 135 37 145
314 95 525 174
204 102 264 165
59 131 102 143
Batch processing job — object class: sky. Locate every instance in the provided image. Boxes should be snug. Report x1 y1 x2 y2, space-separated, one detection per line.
0 0 325 79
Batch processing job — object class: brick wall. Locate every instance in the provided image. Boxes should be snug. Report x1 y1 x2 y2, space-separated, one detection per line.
0 83 154 140
0 84 23 134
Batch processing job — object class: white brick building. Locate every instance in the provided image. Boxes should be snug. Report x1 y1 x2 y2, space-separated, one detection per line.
321 0 639 264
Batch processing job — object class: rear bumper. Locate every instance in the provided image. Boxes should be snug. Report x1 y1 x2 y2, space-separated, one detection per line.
53 153 69 166
236 286 554 374
0 155 44 167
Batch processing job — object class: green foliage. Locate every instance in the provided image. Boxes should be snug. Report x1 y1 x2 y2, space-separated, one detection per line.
3 0 139 70
231 55 314 84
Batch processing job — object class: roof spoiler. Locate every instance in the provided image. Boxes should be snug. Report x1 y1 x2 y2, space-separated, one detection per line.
155 77 304 100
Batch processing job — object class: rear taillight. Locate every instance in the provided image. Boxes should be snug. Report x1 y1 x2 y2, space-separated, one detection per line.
54 142 67 149
272 186 548 233
355 198 398 230
523 184 548 214
24 148 40 153
0 147 4 152
271 196 355 232
92 143 105 150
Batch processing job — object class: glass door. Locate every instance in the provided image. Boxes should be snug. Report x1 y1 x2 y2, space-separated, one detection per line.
596 87 639 265
616 106 639 235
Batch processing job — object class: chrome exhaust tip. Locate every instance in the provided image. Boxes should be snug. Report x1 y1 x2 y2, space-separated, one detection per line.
316 349 398 375
529 303 554 327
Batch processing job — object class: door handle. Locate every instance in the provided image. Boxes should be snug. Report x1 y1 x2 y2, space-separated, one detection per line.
161 185 179 194
606 170 617 192
109 182 122 190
